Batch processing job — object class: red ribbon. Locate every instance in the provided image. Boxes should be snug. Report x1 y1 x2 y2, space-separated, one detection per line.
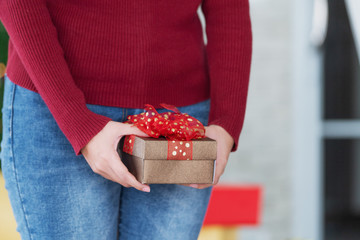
167 140 193 160
123 135 135 155
123 138 194 160
125 103 205 140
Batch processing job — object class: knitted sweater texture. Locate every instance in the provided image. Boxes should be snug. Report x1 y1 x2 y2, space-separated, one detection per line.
0 0 252 155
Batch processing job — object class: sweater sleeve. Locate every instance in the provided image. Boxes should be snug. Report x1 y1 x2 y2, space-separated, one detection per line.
0 0 112 156
201 0 252 152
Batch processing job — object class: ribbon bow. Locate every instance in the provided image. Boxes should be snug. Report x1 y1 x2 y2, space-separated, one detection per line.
125 103 205 140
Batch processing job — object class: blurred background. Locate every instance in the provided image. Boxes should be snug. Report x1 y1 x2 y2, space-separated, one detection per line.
1 0 360 239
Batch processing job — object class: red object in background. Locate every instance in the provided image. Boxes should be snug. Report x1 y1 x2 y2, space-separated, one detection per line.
203 185 262 226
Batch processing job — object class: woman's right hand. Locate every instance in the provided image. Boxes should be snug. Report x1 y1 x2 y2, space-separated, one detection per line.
80 121 151 192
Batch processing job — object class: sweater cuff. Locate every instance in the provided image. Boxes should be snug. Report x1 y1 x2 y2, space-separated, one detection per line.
53 104 113 156
207 118 243 152
69 112 112 156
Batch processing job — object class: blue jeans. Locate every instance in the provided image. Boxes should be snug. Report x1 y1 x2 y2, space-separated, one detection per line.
1 74 212 240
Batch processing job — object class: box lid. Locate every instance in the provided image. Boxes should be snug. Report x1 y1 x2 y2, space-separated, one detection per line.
118 135 217 160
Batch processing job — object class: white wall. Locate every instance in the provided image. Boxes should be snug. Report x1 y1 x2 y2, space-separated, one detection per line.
220 0 293 239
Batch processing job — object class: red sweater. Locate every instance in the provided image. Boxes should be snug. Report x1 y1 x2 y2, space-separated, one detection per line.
0 0 252 156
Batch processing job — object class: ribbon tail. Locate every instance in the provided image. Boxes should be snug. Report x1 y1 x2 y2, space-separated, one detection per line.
160 103 181 114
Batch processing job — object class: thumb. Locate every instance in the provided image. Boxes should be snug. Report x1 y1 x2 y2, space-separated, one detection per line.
123 124 150 137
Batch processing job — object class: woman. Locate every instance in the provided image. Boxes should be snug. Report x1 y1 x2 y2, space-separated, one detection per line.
0 0 252 239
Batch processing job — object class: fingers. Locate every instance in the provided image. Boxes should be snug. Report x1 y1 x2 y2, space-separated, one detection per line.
107 152 150 191
195 184 213 189
124 173 150 192
204 126 209 136
86 151 150 192
181 183 213 189
87 160 113 181
107 121 149 138
82 121 151 192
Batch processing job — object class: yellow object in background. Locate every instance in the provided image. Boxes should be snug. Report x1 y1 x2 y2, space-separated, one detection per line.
0 63 6 78
0 173 20 240
198 226 238 240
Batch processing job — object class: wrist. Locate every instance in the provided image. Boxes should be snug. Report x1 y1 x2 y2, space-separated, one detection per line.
207 124 234 146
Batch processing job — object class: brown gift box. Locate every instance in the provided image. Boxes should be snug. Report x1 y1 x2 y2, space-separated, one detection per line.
117 136 217 184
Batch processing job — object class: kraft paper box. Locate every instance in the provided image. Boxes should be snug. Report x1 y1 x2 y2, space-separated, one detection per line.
117 135 217 184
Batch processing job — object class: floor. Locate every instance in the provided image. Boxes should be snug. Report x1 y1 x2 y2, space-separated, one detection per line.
0 172 20 240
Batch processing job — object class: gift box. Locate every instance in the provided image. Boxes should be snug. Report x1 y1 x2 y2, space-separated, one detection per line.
117 135 217 184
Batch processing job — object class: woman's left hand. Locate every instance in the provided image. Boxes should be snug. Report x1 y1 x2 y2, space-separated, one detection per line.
188 124 234 189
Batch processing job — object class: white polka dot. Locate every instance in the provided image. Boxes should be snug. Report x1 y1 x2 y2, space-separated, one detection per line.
175 146 178 149
187 118 193 121
129 140 132 143
179 150 182 152
152 112 155 116
185 143 190 148
147 118 151 122
146 112 149 116
183 152 186 156
172 151 177 156
172 140 175 143
180 141 183 145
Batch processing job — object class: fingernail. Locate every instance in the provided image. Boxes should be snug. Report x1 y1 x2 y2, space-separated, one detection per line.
189 184 198 188
142 187 150 192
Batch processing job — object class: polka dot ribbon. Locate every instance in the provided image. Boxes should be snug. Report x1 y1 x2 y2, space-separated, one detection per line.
125 103 206 140
123 104 206 160
167 140 193 160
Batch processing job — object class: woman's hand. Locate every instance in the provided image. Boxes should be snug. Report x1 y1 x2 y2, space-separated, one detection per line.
189 125 234 189
81 121 151 192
